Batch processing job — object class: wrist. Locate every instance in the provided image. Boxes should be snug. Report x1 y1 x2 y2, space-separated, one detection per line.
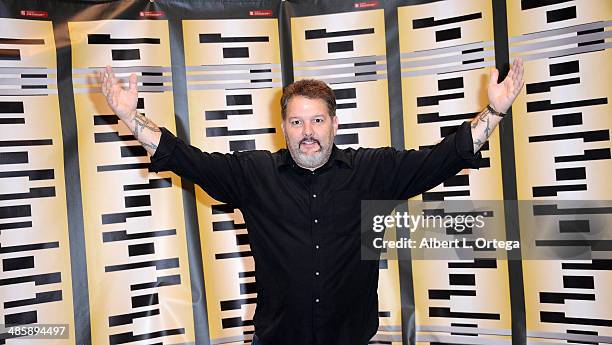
125 109 138 122
487 104 506 117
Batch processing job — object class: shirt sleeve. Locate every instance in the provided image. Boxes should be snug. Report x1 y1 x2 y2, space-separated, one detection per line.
383 121 482 200
149 127 246 206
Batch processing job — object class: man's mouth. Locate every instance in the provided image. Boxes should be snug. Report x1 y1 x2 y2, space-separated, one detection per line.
300 138 320 149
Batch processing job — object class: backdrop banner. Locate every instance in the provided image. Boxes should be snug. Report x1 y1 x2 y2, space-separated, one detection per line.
0 0 610 344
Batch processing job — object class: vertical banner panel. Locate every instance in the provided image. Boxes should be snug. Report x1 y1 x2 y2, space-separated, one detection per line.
182 15 284 344
289 6 401 344
291 10 391 149
69 19 195 345
0 18 76 344
399 0 501 200
508 0 612 344
509 1 611 201
397 1 512 344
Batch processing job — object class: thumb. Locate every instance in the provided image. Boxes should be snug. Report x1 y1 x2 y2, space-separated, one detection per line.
129 73 138 93
489 68 499 87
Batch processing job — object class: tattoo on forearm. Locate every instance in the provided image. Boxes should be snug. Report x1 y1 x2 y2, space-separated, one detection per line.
132 112 160 141
479 108 490 121
479 108 491 138
471 107 500 154
142 141 158 150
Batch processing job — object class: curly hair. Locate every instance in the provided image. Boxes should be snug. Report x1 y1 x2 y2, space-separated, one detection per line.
280 79 336 120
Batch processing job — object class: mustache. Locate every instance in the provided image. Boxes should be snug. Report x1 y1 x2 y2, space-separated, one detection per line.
299 137 320 146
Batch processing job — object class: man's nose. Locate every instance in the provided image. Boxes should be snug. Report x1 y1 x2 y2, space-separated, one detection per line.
302 121 313 136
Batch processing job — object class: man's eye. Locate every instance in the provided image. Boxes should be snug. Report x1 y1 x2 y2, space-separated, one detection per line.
291 120 301 126
314 118 323 123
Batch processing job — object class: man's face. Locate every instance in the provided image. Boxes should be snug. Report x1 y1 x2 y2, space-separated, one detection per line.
282 95 339 170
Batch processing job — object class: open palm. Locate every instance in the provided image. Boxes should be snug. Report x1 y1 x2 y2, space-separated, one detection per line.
99 66 138 120
487 57 524 114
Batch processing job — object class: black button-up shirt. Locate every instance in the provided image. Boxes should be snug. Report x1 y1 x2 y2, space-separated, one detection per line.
149 121 481 345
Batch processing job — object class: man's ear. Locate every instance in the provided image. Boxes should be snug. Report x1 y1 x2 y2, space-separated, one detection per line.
281 120 286 135
332 115 339 135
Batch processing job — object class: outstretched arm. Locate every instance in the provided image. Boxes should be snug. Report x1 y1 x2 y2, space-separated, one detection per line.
471 57 524 153
98 66 161 155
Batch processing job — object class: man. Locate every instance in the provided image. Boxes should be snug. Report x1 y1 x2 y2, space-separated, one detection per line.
99 58 524 345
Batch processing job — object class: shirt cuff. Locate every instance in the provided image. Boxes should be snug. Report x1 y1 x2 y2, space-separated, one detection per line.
149 127 177 173
455 121 482 169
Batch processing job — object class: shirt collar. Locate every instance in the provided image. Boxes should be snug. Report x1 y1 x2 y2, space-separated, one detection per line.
275 145 352 170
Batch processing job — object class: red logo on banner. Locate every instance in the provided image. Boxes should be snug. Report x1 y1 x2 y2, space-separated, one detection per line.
20 10 49 18
249 9 273 17
139 11 165 17
354 1 379 9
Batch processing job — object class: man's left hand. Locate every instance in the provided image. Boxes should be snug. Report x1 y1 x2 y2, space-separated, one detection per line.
487 57 525 114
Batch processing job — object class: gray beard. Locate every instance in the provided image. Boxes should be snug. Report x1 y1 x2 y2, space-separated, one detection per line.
292 148 332 169
288 141 333 170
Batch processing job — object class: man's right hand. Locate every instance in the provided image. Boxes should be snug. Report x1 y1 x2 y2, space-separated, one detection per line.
99 65 138 122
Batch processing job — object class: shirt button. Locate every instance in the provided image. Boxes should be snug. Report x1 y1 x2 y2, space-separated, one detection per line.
313 194 317 198
315 271 320 276
315 298 320 303
314 219 318 224
315 244 320 249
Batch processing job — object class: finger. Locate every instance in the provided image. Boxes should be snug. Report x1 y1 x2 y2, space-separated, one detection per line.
108 70 117 93
109 87 118 107
511 58 520 80
517 58 524 85
129 73 138 94
506 65 515 83
103 73 112 96
515 70 521 88
489 67 499 87
105 65 113 84
109 78 117 97
511 59 522 90
503 75 514 92
104 67 112 90
518 80 525 95
105 75 112 96
99 71 106 94
107 65 117 86
509 65 517 87
512 73 524 97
